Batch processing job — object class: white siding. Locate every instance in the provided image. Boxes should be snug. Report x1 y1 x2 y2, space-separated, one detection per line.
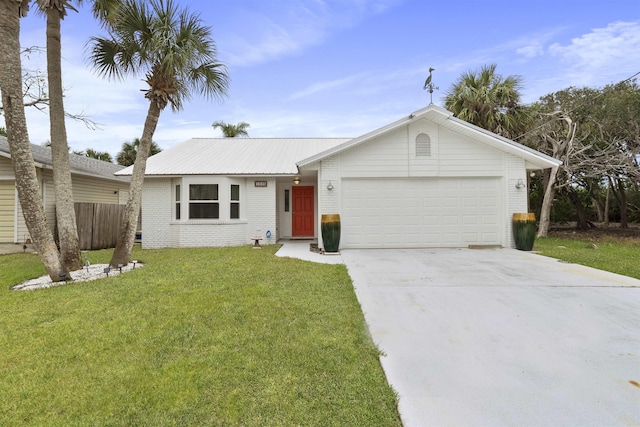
142 179 172 249
337 123 506 179
170 221 248 248
437 127 504 176
317 156 340 242
339 128 409 177
506 154 528 248
245 178 277 245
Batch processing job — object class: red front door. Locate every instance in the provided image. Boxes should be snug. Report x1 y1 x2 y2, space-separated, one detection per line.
292 186 314 236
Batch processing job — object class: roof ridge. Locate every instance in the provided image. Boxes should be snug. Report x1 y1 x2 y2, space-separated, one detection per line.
189 137 353 140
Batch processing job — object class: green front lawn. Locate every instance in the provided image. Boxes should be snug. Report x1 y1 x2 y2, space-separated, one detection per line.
0 246 400 426
535 236 640 280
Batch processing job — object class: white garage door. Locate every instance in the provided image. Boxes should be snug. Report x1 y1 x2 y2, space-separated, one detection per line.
341 178 501 248
0 181 15 242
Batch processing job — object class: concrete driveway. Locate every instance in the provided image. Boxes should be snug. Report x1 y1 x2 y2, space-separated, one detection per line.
341 248 640 427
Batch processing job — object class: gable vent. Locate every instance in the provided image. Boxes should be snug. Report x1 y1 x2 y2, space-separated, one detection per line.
416 133 431 157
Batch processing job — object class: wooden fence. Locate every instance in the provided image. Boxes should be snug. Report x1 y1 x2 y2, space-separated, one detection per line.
74 203 124 250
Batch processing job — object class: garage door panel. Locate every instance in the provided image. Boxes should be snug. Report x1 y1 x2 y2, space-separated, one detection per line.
442 197 458 208
342 178 501 248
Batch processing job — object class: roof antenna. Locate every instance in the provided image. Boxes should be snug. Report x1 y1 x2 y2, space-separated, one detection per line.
423 67 438 104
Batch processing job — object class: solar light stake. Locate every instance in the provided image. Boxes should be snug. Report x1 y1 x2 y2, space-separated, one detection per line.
104 267 111 277
59 272 67 283
132 260 138 269
117 263 124 273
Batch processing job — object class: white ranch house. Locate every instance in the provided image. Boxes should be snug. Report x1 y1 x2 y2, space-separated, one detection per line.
118 105 560 250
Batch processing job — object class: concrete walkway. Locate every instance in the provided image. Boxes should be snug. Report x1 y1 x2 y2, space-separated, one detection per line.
0 243 36 255
275 239 344 264
341 248 640 427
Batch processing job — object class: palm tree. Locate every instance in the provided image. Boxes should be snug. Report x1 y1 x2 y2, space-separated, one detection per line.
0 0 68 282
444 64 529 138
212 120 250 137
116 137 161 166
89 0 229 266
37 0 82 270
85 148 113 162
36 0 122 270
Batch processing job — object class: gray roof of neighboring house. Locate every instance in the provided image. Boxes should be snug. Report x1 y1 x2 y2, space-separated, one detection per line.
0 136 129 182
116 138 352 176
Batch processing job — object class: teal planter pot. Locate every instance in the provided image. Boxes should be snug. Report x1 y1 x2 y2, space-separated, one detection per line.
513 213 536 251
321 214 341 253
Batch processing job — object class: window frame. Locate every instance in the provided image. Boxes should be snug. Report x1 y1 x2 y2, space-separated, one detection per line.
175 184 181 220
230 184 240 219
188 183 219 219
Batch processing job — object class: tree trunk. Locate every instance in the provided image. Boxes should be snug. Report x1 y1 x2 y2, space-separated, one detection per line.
615 178 628 229
110 101 161 266
591 186 604 222
604 184 610 226
591 197 604 222
0 0 67 282
566 188 590 230
607 177 628 228
537 166 558 237
46 7 82 270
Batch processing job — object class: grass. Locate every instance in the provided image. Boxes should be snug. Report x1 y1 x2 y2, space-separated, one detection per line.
534 235 640 280
0 246 401 426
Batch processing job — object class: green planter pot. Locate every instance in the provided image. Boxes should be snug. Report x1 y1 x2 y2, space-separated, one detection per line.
321 214 341 253
512 213 536 251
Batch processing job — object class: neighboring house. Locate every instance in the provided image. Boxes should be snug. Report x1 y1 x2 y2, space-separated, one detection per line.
0 136 130 244
117 105 560 250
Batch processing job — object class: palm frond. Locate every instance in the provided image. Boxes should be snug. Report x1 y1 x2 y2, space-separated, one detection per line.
88 0 229 111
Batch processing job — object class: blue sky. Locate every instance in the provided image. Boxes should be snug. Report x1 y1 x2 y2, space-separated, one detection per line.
8 0 640 157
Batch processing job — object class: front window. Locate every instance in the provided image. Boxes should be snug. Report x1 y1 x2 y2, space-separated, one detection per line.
230 184 240 219
175 184 181 220
189 184 219 219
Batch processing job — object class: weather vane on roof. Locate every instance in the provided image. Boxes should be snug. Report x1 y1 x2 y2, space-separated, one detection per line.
423 67 438 104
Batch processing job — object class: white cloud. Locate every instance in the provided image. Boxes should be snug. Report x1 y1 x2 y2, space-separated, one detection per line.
510 28 568 60
288 72 371 100
549 21 640 66
548 21 640 85
516 42 544 58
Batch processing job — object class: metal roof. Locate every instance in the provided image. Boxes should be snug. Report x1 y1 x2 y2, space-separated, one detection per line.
116 138 351 176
